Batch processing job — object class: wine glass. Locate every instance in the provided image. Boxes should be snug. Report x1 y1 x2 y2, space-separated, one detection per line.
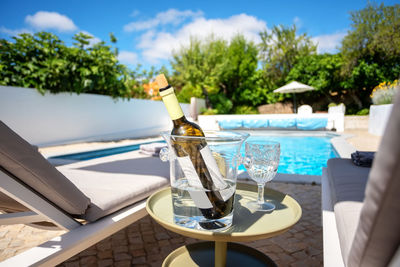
244 141 280 211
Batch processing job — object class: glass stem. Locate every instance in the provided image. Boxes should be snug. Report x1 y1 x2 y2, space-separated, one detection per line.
257 183 265 204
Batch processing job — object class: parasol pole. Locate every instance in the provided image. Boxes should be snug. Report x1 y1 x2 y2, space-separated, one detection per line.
293 93 297 113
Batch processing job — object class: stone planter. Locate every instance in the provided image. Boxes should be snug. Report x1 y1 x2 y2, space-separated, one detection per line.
369 104 393 136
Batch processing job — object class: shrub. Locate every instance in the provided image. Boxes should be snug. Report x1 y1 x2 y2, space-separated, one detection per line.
233 105 259 114
200 108 219 115
328 102 337 108
356 108 369 115
371 80 399 105
0 32 131 98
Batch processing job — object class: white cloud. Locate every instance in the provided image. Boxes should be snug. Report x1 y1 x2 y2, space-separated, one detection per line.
130 10 140 17
118 51 138 65
124 9 203 32
312 31 347 53
0 26 32 36
293 16 303 28
25 11 78 32
137 13 267 63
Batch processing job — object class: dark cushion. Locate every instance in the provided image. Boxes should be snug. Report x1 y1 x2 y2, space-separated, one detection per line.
0 121 90 215
327 158 370 205
348 92 400 267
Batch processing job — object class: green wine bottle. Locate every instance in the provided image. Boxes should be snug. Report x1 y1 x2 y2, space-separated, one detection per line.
156 74 234 222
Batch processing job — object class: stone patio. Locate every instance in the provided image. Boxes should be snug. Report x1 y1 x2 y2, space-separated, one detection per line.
0 182 322 267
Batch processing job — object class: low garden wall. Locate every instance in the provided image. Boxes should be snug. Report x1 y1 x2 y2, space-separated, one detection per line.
0 86 190 146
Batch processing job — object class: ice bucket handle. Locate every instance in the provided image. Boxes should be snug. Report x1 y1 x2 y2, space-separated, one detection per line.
159 147 175 162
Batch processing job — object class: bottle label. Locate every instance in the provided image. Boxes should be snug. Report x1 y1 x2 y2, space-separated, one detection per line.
199 146 235 201
176 156 213 209
160 87 184 120
176 145 235 207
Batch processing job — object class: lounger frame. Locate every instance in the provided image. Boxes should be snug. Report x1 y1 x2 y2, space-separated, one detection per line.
321 168 344 267
0 168 148 266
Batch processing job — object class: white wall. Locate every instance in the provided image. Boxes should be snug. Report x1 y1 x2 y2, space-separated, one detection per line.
0 86 190 147
369 104 393 136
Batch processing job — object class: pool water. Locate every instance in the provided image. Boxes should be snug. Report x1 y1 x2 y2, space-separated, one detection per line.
240 135 337 176
50 135 337 176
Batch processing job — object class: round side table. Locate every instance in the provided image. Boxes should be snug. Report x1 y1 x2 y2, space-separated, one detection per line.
146 183 302 267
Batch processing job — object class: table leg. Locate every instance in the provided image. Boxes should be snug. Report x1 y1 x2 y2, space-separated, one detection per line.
215 241 227 267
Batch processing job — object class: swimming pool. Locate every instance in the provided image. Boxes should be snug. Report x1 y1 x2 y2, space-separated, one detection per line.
49 133 338 176
240 134 338 176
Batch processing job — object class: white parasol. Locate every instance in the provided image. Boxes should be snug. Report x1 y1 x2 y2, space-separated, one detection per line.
273 81 315 112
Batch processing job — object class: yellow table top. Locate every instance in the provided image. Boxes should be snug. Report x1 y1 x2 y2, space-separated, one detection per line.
146 183 302 242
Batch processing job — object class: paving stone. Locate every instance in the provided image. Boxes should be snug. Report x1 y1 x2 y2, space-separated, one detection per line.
132 249 146 257
113 245 129 254
114 260 132 267
129 236 143 245
63 260 80 267
155 232 170 240
97 258 113 267
0 230 9 238
114 252 132 261
132 256 147 264
97 250 113 260
79 255 97 266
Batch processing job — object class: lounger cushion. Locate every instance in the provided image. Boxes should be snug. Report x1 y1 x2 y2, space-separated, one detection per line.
268 118 296 128
348 92 400 267
218 119 243 130
334 201 364 263
58 151 169 222
0 121 90 215
296 118 328 130
242 119 268 129
326 158 370 262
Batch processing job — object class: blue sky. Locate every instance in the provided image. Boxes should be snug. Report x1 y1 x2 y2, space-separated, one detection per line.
1 0 397 69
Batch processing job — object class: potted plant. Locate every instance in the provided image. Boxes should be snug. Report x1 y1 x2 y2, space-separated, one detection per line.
369 80 399 136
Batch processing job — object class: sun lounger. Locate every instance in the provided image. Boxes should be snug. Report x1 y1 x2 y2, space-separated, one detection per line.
0 121 169 266
322 92 400 267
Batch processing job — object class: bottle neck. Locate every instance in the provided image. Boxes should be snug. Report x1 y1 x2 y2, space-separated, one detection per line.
160 87 185 120
172 116 188 127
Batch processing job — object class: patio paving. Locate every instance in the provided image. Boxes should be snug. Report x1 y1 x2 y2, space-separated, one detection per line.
0 181 322 267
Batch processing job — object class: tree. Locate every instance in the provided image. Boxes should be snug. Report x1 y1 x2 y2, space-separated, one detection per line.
171 35 261 113
220 35 260 107
0 32 131 98
259 24 317 86
340 3 400 107
286 54 344 105
170 37 229 109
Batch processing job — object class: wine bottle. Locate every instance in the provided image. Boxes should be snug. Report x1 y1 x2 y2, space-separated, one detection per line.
155 74 234 222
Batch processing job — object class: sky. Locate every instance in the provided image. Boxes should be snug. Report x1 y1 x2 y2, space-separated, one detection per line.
0 0 397 70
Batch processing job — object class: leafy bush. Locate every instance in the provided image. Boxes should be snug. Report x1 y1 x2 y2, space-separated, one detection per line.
0 32 131 98
328 102 337 108
200 108 219 115
209 94 233 114
233 105 259 114
371 80 399 105
356 108 369 115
